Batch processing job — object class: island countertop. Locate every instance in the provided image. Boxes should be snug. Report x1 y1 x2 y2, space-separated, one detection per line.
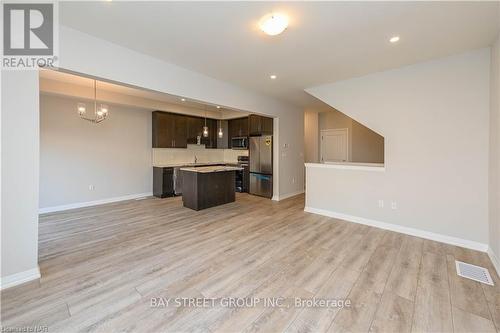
180 166 243 173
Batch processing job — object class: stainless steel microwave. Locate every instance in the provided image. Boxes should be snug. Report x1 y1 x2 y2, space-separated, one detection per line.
231 137 248 150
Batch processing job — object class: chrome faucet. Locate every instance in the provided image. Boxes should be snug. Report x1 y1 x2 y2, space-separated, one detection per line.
194 155 198 164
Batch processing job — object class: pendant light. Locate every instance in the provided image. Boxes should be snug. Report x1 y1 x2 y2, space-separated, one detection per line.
77 79 109 124
218 119 223 138
203 107 209 137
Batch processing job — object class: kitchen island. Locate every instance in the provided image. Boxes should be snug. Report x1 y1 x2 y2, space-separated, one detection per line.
180 166 243 210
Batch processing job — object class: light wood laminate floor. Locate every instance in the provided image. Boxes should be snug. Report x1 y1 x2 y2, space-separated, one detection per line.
1 194 499 333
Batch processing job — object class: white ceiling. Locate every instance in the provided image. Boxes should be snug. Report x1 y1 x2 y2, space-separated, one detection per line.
60 1 500 109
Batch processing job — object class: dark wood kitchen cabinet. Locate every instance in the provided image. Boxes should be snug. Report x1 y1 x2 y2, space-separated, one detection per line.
197 118 216 148
153 167 174 198
228 117 248 147
185 116 217 149
182 169 236 210
186 116 204 145
174 115 187 147
152 112 172 148
152 111 187 148
153 111 218 149
249 114 273 136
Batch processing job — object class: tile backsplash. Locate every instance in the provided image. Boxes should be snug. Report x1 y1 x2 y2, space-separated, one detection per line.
152 145 248 166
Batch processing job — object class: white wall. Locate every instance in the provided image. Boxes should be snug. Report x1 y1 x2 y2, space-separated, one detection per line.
40 94 152 209
58 26 305 199
306 49 490 248
304 111 319 163
489 35 500 268
351 121 384 164
1 71 40 286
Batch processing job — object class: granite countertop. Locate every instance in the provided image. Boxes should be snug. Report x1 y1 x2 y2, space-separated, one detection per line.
180 166 243 173
153 161 238 168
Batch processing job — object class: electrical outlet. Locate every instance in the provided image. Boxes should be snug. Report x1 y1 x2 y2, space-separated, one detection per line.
391 201 397 210
89 185 95 191
378 200 384 208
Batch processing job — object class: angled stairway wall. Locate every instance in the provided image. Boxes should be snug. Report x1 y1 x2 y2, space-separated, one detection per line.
305 49 491 248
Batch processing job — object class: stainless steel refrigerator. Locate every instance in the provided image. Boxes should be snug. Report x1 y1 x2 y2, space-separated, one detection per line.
249 135 273 198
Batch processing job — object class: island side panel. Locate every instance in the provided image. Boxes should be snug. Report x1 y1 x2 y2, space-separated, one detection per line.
182 171 199 210
198 171 236 210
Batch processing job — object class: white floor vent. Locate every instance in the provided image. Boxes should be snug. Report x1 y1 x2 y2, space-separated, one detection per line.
455 260 494 286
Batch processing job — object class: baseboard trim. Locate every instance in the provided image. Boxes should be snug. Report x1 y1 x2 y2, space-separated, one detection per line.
39 192 153 214
487 247 500 277
0 266 40 290
273 189 305 202
304 206 488 252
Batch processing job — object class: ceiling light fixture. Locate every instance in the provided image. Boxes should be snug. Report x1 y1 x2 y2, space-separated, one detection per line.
270 74 277 80
389 36 400 43
216 105 221 109
77 80 108 124
218 119 224 138
181 98 186 102
259 13 288 36
203 107 209 138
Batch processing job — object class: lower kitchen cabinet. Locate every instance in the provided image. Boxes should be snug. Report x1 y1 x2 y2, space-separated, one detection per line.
153 167 174 198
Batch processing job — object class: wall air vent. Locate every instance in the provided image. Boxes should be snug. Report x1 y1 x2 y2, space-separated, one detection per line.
455 260 494 286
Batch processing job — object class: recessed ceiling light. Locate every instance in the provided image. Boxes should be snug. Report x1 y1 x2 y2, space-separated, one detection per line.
181 98 186 102
389 36 400 43
259 13 288 36
270 75 277 80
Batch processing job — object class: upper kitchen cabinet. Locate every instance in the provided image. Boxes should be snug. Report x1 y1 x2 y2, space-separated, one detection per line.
186 116 217 149
174 115 188 147
228 117 249 146
153 111 218 149
249 115 273 136
201 118 218 149
186 116 204 145
235 117 250 137
152 111 187 148
216 120 229 149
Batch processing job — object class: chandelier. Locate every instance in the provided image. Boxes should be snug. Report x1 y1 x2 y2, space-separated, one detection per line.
77 80 109 124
